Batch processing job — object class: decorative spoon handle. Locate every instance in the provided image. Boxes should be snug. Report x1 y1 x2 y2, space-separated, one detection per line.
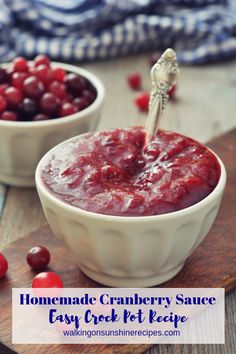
145 48 179 144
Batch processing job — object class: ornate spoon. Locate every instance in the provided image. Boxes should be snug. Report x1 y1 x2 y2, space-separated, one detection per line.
145 48 179 145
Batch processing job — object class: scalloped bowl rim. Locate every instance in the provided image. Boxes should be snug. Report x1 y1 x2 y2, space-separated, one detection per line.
35 132 227 223
0 62 105 128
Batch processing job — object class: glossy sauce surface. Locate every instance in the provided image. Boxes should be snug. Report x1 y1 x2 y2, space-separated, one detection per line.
42 128 220 216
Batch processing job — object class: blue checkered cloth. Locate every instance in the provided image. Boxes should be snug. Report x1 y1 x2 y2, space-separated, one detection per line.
0 0 236 64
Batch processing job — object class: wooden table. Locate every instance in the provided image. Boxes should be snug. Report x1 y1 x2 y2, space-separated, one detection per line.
0 55 235 354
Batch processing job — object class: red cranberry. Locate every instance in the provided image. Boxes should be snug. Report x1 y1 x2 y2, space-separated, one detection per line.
13 57 28 72
82 89 96 104
127 72 142 90
21 98 37 118
73 97 89 111
168 84 177 100
49 81 66 99
12 72 29 90
0 95 7 113
1 111 17 121
23 76 45 99
32 271 64 288
134 91 150 112
0 253 8 278
65 73 86 94
52 67 66 82
60 102 77 117
4 87 23 107
26 245 50 270
33 113 49 121
0 68 7 83
35 64 53 85
40 92 60 116
34 54 50 67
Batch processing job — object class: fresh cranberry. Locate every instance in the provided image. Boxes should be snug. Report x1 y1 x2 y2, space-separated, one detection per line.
73 97 89 111
82 89 96 104
65 73 86 94
168 84 177 100
12 72 29 90
60 102 77 117
32 271 64 288
1 111 18 121
33 113 49 121
34 54 50 67
0 68 7 83
26 245 50 270
21 98 37 118
0 95 7 113
35 64 53 85
4 87 23 107
40 92 60 116
49 81 66 99
23 76 45 99
0 253 8 278
134 91 150 111
127 72 142 90
52 67 66 82
13 57 28 72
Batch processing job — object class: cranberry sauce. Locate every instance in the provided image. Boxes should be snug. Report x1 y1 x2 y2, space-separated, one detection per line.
42 128 221 216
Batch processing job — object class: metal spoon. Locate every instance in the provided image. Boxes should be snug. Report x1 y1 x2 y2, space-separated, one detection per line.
145 48 179 145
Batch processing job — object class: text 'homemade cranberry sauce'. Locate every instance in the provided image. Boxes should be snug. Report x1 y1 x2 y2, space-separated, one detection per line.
42 127 220 216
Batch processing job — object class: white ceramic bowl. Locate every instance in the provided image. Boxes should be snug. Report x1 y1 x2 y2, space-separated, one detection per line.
0 62 105 187
35 136 226 287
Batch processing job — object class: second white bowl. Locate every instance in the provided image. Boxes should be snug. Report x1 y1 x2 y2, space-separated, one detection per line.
0 62 105 187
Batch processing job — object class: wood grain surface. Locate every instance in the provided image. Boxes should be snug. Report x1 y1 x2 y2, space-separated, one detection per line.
0 54 236 354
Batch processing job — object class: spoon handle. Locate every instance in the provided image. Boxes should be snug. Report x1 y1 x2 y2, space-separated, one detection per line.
145 48 179 144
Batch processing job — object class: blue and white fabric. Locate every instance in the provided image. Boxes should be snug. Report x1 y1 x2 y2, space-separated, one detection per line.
0 0 236 64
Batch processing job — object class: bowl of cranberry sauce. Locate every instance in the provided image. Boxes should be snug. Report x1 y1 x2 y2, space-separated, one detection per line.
36 127 226 287
0 55 105 187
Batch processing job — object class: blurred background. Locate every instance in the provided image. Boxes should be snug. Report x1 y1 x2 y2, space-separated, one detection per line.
0 0 236 142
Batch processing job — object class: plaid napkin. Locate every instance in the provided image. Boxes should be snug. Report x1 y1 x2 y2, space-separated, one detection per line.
0 0 236 64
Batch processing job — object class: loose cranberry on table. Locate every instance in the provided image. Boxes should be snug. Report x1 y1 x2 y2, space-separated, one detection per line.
32 271 64 288
0 253 8 278
42 128 220 217
127 72 142 90
26 245 50 270
134 91 150 112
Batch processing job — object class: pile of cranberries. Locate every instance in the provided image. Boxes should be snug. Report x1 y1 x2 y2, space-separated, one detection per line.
0 55 97 122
